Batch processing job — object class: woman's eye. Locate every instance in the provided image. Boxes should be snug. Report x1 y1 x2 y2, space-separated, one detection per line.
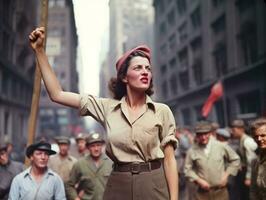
146 66 151 71
134 65 142 70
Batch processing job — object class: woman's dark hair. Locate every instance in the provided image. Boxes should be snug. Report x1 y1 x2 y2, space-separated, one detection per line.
108 51 154 100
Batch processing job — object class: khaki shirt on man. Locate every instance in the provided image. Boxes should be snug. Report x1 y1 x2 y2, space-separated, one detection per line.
250 152 266 200
48 154 77 182
184 137 240 187
65 154 113 200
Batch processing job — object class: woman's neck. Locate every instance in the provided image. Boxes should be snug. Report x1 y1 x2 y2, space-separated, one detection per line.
126 91 146 108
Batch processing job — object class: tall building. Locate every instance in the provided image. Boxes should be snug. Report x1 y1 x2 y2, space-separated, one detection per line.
100 0 154 97
0 0 38 156
38 0 81 138
153 0 266 126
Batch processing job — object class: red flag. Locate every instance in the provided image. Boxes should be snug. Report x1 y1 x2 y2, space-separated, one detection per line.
201 81 223 118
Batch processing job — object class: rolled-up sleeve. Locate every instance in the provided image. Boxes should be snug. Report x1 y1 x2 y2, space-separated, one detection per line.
224 144 241 176
184 150 200 182
160 104 178 150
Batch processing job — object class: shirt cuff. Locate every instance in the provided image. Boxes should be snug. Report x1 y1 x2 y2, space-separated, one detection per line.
160 135 179 150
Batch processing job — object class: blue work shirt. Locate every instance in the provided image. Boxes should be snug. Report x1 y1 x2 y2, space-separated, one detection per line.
8 167 66 200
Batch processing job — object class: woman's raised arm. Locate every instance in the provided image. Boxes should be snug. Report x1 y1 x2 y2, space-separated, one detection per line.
29 27 80 108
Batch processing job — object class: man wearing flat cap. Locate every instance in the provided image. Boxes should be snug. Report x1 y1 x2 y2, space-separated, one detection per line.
66 133 112 200
230 119 257 200
9 140 66 200
0 142 24 200
184 121 240 200
48 136 77 182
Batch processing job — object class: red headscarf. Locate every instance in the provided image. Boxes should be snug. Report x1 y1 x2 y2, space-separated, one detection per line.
115 45 151 72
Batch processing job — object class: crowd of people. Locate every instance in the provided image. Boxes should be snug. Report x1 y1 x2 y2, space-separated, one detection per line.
1 27 265 200
1 118 266 200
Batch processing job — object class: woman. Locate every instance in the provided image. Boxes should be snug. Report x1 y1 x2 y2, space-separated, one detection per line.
29 27 178 200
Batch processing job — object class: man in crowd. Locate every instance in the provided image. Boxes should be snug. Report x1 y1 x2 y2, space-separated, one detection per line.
66 132 113 200
216 128 231 143
0 142 24 200
249 118 266 200
9 140 66 200
74 133 88 158
48 136 77 182
231 119 257 200
184 121 240 200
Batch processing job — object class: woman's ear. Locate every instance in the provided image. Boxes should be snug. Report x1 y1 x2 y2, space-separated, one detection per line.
122 77 128 83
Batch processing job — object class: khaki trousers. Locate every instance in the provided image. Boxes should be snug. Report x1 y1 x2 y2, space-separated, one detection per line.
195 187 229 200
103 167 169 200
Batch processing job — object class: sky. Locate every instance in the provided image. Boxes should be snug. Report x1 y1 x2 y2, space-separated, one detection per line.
73 0 109 95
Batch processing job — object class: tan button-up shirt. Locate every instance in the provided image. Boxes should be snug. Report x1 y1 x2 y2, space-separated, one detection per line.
48 154 77 182
80 94 178 163
184 137 240 187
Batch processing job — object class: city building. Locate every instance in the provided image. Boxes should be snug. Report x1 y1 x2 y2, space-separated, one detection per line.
99 0 154 97
0 0 39 156
153 0 266 127
38 0 81 138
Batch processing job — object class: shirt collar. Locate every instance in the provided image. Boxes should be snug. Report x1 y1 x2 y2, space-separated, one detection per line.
23 167 55 178
110 95 156 112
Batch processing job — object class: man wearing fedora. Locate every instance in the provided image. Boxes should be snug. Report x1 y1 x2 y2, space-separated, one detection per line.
0 142 24 200
65 132 112 200
184 121 240 200
48 136 77 182
230 119 257 200
8 140 66 200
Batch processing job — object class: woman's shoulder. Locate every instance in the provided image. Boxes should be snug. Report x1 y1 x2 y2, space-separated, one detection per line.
152 101 171 112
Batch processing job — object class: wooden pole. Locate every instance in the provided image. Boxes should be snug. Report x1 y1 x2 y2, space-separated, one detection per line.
25 0 49 166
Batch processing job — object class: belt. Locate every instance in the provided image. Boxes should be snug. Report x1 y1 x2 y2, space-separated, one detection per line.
113 160 161 174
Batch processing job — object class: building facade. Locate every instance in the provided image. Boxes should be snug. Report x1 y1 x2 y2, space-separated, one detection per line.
99 0 154 97
38 0 81 138
153 0 266 127
0 0 38 156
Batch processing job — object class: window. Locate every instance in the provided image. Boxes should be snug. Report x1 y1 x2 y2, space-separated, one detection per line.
160 65 167 75
161 81 168 98
194 105 203 121
236 0 254 12
213 43 227 77
4 111 9 135
176 0 187 15
212 0 225 8
191 6 201 29
238 22 258 65
212 15 226 34
193 59 203 85
169 34 176 50
191 36 202 59
178 48 189 70
159 22 167 35
160 44 167 55
179 71 189 90
215 101 225 127
178 22 188 42
169 58 177 68
170 74 178 94
167 9 176 25
181 108 191 125
237 90 261 115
